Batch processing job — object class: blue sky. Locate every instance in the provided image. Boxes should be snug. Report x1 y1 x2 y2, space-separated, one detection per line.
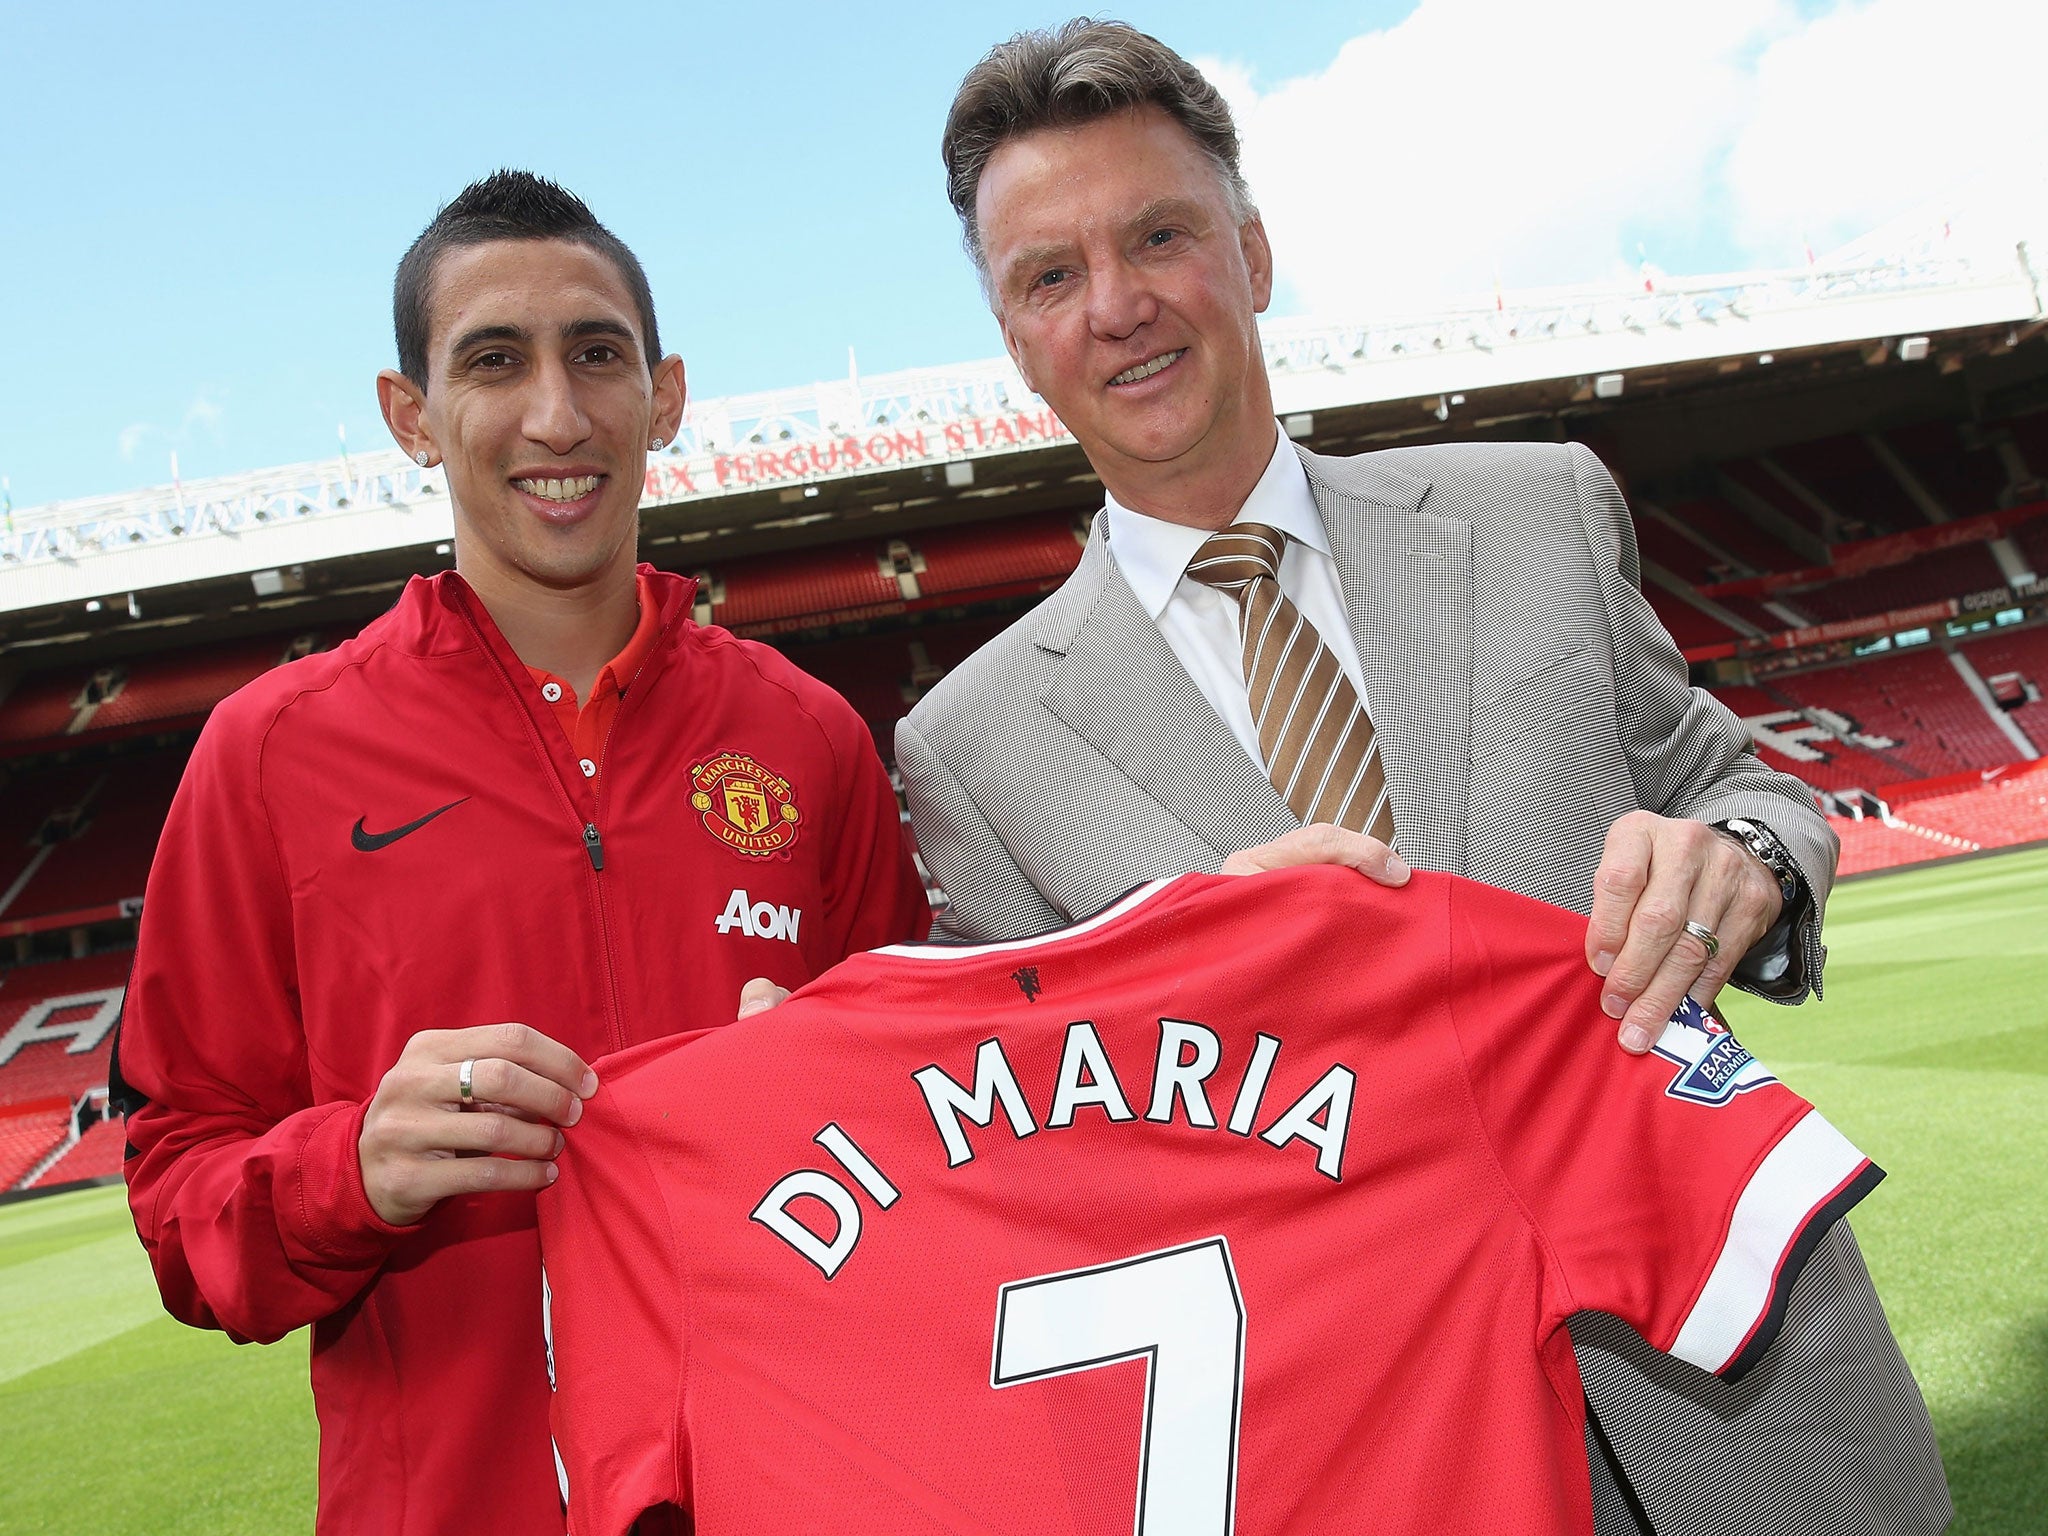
1 0 2025 507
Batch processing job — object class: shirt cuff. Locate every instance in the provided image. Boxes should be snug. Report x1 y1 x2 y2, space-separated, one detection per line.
277 1098 422 1270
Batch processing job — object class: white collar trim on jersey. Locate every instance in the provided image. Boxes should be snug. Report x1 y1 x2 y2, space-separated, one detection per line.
878 879 1177 961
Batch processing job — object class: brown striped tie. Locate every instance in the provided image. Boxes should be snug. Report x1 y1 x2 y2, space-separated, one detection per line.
1186 523 1396 845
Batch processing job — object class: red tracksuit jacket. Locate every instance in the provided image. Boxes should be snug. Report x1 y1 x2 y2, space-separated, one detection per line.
116 567 929 1534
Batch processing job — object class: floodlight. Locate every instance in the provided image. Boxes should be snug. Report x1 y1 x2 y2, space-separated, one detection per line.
1594 374 1625 399
1897 336 1931 362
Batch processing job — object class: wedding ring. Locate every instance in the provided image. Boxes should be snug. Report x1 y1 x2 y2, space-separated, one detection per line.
458 1057 477 1105
1682 920 1721 963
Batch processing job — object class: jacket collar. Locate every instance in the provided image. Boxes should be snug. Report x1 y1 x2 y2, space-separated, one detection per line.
394 564 700 666
1030 445 1472 873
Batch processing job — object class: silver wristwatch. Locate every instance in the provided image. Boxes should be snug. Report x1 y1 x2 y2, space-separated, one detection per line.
1715 818 1804 912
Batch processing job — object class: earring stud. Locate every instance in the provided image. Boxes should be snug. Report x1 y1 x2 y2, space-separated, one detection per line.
650 437 666 451
415 450 430 467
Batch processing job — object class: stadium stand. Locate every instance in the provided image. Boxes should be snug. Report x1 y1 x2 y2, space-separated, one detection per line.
1664 496 1806 574
1721 459 1832 542
701 543 901 630
1643 588 1741 651
1832 761 2048 877
0 630 324 756
695 510 1087 636
0 951 128 1107
1766 650 2023 779
911 510 1085 600
0 747 187 929
1960 625 2048 750
0 1100 71 1190
1896 764 2048 845
1710 681 1918 789
1880 421 2009 520
1792 541 2008 623
0 671 92 747
87 633 308 735
4 748 185 923
1631 514 1726 585
0 384 2039 1208
0 953 127 1191
0 760 85 900
29 1112 123 1189
1831 813 1976 876
1768 434 1925 538
2013 518 2048 582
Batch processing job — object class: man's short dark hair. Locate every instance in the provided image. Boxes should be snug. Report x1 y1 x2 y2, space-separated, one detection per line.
393 170 661 388
942 19 1255 294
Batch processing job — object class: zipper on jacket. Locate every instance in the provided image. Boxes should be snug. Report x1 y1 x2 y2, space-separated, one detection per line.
583 822 605 872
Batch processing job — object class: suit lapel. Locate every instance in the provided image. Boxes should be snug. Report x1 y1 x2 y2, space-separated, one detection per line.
1036 520 1298 860
1306 449 1474 876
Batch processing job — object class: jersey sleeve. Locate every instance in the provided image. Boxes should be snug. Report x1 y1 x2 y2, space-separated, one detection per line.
117 703 415 1344
1443 878 1881 1380
539 1062 690 1535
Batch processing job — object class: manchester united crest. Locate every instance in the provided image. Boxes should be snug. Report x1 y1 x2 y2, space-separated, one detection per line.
689 751 802 857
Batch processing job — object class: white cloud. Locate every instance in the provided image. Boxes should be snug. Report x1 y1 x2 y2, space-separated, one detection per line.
115 393 226 466
1208 0 2048 318
1729 0 2048 262
182 394 225 435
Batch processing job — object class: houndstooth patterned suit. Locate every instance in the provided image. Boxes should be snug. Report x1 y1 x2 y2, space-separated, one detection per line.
898 439 1950 1534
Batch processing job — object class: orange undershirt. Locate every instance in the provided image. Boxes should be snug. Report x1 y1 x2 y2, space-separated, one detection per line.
523 571 662 783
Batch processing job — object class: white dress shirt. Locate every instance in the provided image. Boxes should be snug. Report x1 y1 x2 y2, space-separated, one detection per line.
1103 428 1372 774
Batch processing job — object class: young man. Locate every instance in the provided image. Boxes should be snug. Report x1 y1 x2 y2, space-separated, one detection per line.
895 21 1948 1535
116 172 928 1535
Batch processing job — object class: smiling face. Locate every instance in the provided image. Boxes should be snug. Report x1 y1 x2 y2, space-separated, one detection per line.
978 105 1277 525
379 238 684 598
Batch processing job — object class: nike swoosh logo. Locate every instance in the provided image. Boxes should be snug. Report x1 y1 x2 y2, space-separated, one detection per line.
351 798 469 852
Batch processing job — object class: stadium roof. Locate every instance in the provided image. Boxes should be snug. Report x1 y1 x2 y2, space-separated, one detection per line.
3 195 2044 648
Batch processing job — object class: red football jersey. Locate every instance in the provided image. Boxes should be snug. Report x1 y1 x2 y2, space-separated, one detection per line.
540 868 1880 1535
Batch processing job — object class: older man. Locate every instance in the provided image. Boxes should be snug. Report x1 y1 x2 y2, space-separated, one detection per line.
896 20 1948 1534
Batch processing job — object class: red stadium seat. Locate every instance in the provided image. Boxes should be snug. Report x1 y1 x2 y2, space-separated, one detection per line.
1960 625 2048 752
1766 651 2022 781
0 1101 70 1190
0 951 130 1109
1711 680 1917 790
911 511 1085 598
1 748 187 924
29 1114 125 1188
703 546 901 628
87 634 303 733
1791 542 2007 624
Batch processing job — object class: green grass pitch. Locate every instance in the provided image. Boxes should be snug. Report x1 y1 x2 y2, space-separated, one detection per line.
1 848 2042 1531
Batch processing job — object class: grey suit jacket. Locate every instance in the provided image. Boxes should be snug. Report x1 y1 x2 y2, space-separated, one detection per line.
899 440 1833 989
898 440 1948 1534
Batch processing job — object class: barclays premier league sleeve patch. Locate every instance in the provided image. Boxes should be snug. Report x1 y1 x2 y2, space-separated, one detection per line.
1651 996 1779 1107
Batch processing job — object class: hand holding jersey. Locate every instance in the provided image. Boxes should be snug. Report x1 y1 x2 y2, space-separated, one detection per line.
1218 818 1785 1059
358 1022 600 1227
1587 810 1788 1051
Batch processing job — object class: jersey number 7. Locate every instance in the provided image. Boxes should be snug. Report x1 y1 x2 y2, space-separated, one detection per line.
991 1237 1247 1534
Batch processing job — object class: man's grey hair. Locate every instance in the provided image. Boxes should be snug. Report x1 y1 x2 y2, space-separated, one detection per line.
941 18 1257 299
